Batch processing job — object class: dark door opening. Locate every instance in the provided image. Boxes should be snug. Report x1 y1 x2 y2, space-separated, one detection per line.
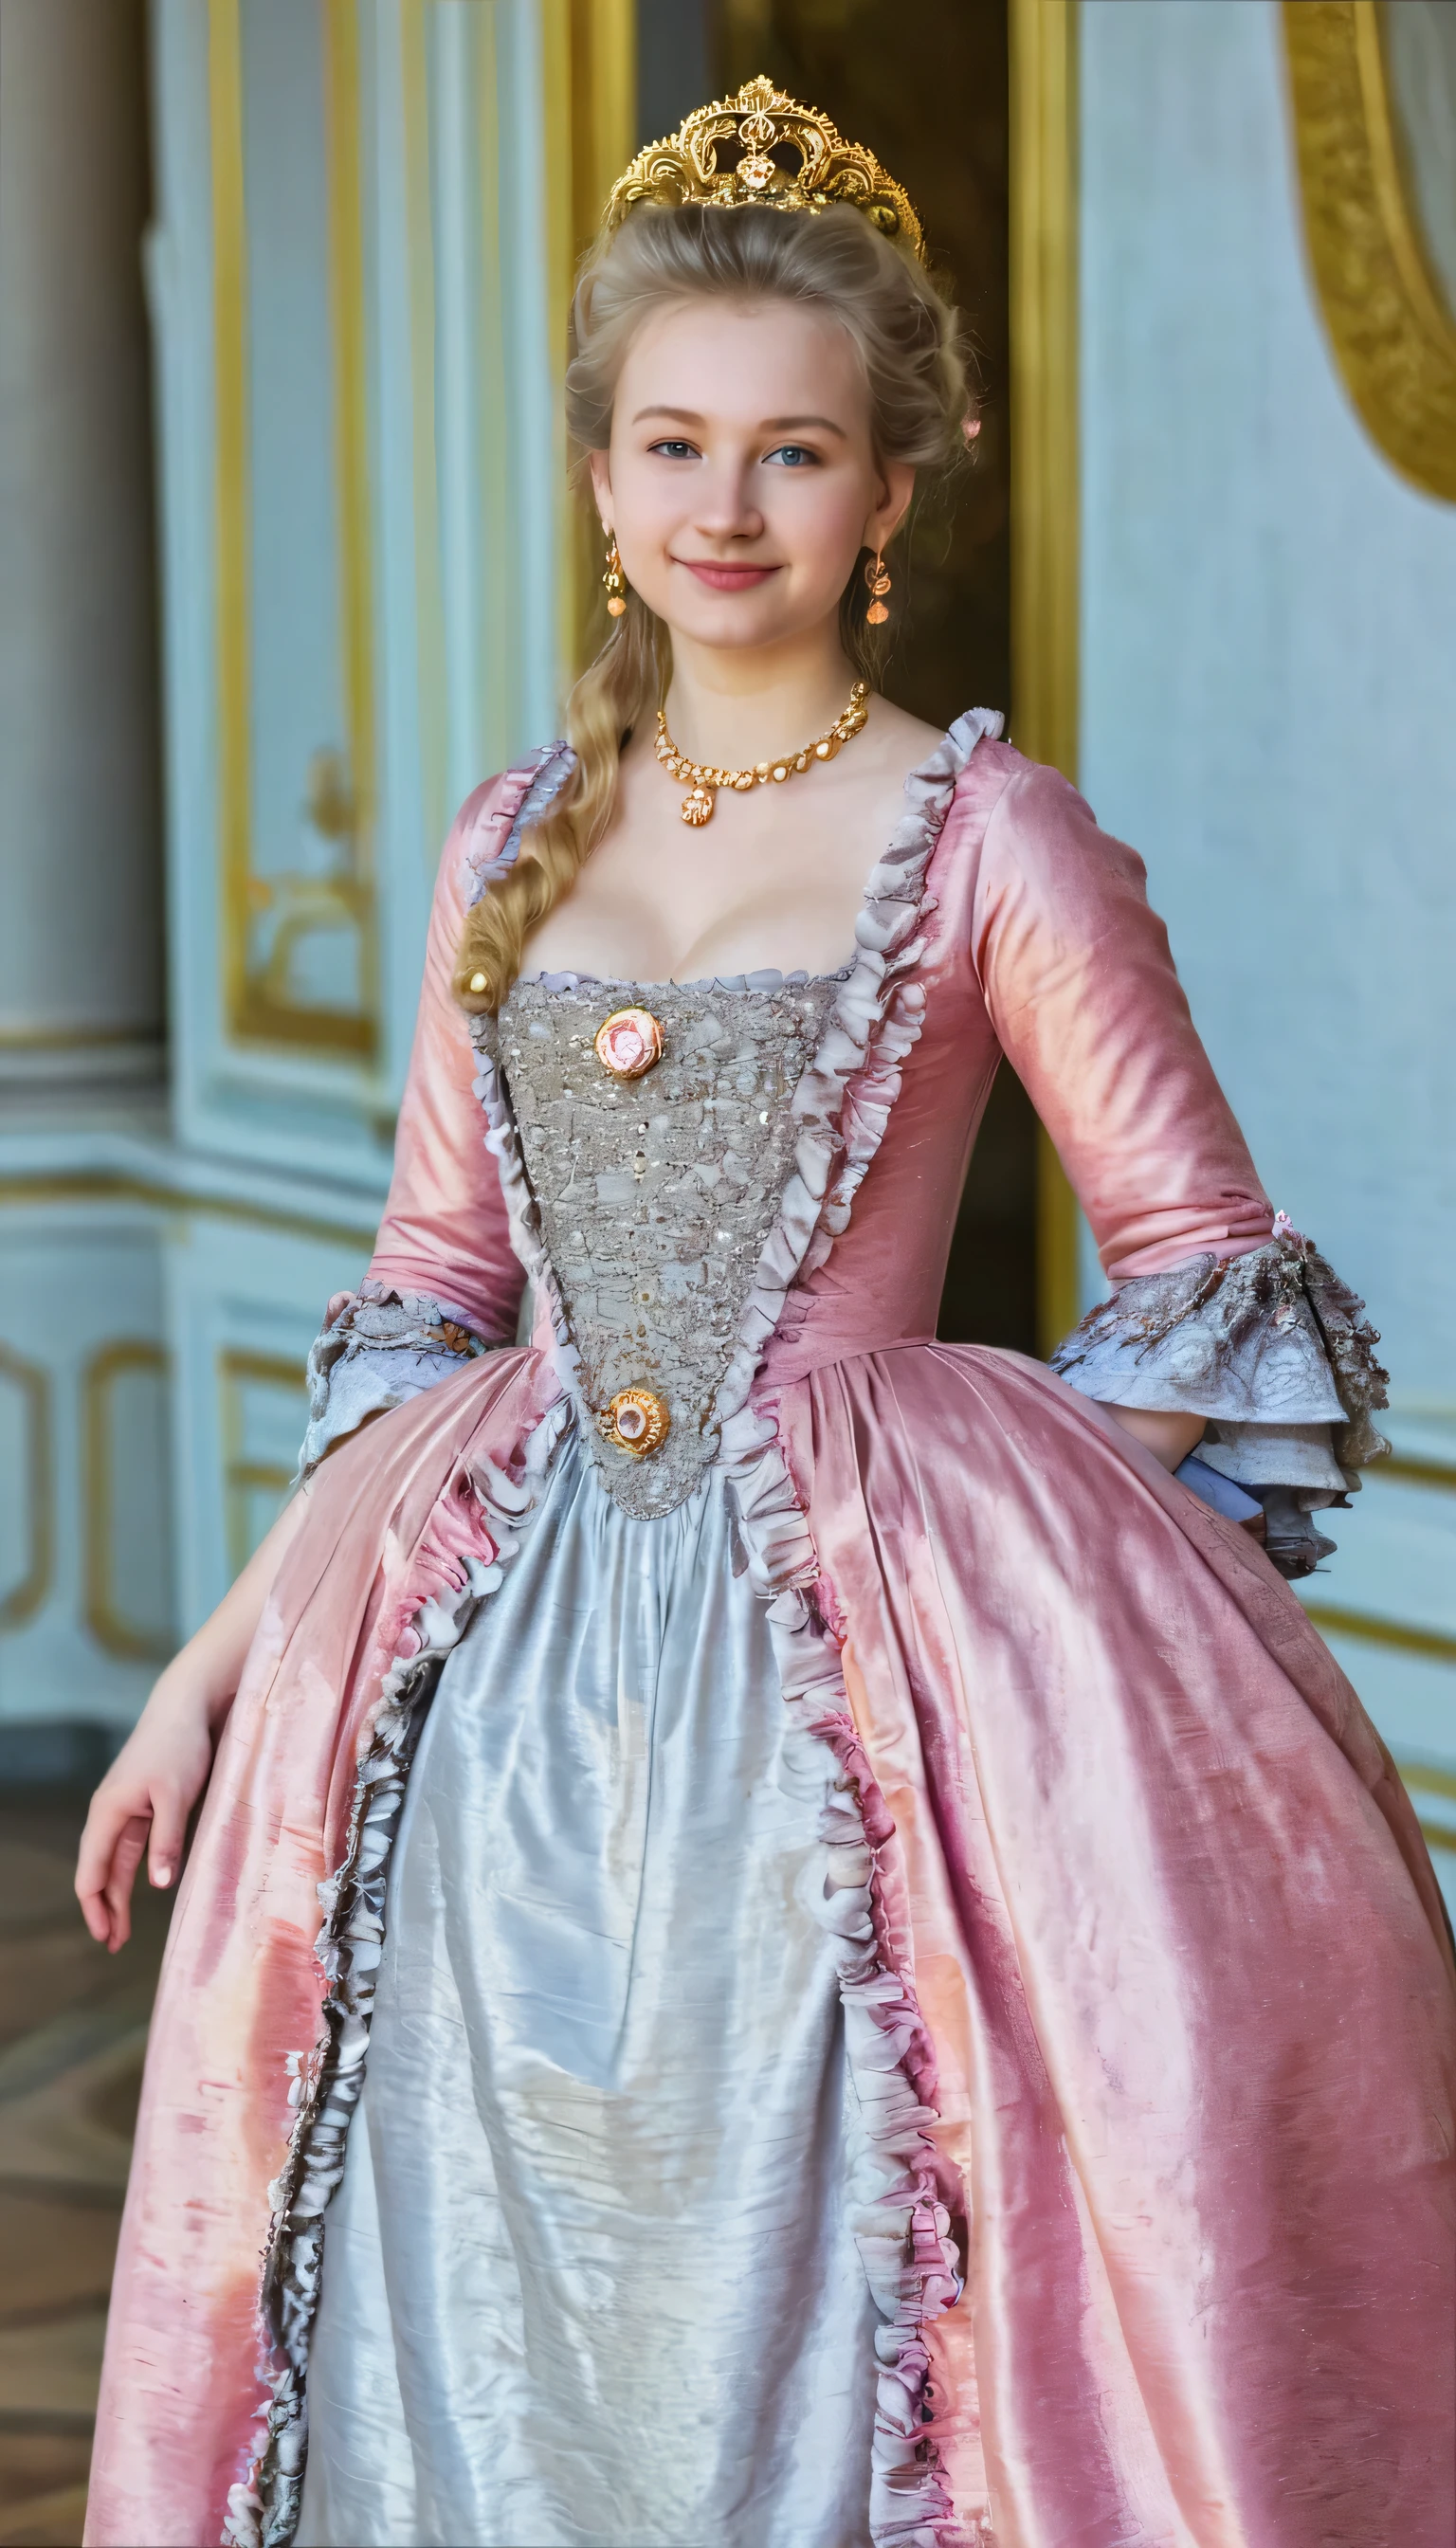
714 0 1038 1352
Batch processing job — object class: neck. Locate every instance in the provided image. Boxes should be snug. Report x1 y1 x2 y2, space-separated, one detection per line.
660 624 862 769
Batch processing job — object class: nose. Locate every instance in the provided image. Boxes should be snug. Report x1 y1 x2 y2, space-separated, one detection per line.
690 454 764 546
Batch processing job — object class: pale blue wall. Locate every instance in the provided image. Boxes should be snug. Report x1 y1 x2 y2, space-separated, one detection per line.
1079 0 1456 1810
1080 0 1456 1413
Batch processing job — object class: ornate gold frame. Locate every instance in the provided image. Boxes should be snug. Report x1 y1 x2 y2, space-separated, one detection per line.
1283 0 1456 504
208 0 379 1057
1010 0 1083 1351
542 0 638 683
82 1341 175 1664
219 1348 309 1580
0 1346 52 1632
1393 1756 1456 1864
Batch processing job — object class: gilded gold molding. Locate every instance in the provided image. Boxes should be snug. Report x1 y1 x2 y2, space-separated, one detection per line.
1283 0 1456 504
1303 1602 1456 1666
82 1342 175 1664
542 0 638 685
1401 1758 1456 1803
0 1169 374 1252
1010 0 1083 1353
1394 1757 1456 1859
208 0 379 1059
0 1346 52 1632
219 1349 308 1580
0 1023 159 1052
1378 1452 1456 1493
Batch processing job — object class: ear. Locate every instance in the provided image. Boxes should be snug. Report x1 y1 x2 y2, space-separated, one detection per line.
864 459 916 555
587 448 613 522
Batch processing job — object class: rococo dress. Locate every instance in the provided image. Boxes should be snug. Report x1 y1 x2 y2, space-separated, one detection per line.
87 718 1456 2548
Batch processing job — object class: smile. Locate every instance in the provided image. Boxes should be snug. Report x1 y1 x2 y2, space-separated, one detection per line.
676 560 781 591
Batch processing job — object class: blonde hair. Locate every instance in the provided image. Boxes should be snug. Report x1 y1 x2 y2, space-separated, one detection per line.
455 202 974 1013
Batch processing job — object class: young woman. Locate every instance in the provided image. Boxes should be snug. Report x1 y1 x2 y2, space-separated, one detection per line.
82 85 1455 2548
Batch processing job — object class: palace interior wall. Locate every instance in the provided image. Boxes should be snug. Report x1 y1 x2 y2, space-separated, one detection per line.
1080 0 1456 1848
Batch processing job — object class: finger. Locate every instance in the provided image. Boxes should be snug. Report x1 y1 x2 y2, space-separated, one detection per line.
147 1786 189 1892
76 1794 136 1945
102 1817 151 1954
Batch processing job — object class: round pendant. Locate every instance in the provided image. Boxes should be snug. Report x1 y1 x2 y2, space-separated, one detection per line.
603 1387 670 1457
681 786 715 826
593 1007 664 1080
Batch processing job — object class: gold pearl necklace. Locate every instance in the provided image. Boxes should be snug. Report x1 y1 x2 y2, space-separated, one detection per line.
654 680 870 827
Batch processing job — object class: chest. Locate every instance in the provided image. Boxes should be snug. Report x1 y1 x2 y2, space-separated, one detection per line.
521 754 918 987
483 973 842 1516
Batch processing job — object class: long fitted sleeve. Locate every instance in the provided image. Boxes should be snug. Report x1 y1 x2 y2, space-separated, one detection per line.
297 777 532 1476
368 780 529 1330
973 760 1273 1283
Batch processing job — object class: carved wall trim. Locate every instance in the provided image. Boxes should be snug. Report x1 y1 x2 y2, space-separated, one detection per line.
82 1341 174 1663
0 1346 53 1632
218 1348 307 1577
208 0 380 1059
542 0 638 681
1283 0 1456 504
1010 0 1083 1348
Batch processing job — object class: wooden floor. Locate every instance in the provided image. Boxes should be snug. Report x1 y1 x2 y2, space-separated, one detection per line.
0 1789 171 2548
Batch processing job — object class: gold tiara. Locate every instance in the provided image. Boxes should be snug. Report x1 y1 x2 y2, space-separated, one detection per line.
604 77 926 265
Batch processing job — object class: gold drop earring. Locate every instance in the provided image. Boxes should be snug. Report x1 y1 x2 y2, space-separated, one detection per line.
864 549 891 626
603 532 628 618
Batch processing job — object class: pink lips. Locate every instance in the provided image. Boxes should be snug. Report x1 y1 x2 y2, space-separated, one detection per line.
678 560 780 592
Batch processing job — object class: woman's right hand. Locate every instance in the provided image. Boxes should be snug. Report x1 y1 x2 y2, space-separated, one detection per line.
76 1669 217 1952
75 1482 313 1952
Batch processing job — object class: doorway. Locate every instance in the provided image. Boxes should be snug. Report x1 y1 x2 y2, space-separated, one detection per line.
713 0 1039 1351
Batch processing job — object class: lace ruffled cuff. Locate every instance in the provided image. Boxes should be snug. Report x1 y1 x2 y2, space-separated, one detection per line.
296 1283 498 1481
1051 1222 1390 1577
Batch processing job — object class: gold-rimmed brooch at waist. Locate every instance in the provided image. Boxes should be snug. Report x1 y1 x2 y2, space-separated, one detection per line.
598 1388 670 1457
593 1008 664 1079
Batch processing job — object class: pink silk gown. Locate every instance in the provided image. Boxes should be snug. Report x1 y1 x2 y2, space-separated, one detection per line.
86 719 1456 2548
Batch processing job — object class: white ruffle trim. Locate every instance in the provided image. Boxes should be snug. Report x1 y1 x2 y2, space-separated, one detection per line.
1051 1222 1391 1501
224 1400 569 2548
703 713 1003 2546
461 741 576 906
712 713 1001 1442
297 1285 500 1483
723 1400 969 2548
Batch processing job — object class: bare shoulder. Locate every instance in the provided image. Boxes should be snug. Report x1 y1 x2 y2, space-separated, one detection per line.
860 692 946 771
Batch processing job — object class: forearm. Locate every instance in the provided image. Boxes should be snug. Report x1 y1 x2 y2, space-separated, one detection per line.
1098 1404 1206 1472
150 1484 313 1734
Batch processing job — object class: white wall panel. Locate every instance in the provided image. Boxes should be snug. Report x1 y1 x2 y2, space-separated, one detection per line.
0 1204 172 1733
1080 0 1456 1406
165 1211 369 1634
1079 0 1456 1827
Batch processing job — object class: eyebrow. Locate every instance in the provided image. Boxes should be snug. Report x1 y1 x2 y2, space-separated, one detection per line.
631 405 849 439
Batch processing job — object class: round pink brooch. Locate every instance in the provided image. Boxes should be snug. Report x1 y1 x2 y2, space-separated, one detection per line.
593 1007 664 1080
602 1387 670 1457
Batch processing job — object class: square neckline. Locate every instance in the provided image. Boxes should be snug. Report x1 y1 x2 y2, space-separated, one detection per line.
513 719 968 998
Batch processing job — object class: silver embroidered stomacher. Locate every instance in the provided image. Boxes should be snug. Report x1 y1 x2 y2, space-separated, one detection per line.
487 974 841 1517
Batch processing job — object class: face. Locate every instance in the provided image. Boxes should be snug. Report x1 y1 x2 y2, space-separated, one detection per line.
589 297 912 657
